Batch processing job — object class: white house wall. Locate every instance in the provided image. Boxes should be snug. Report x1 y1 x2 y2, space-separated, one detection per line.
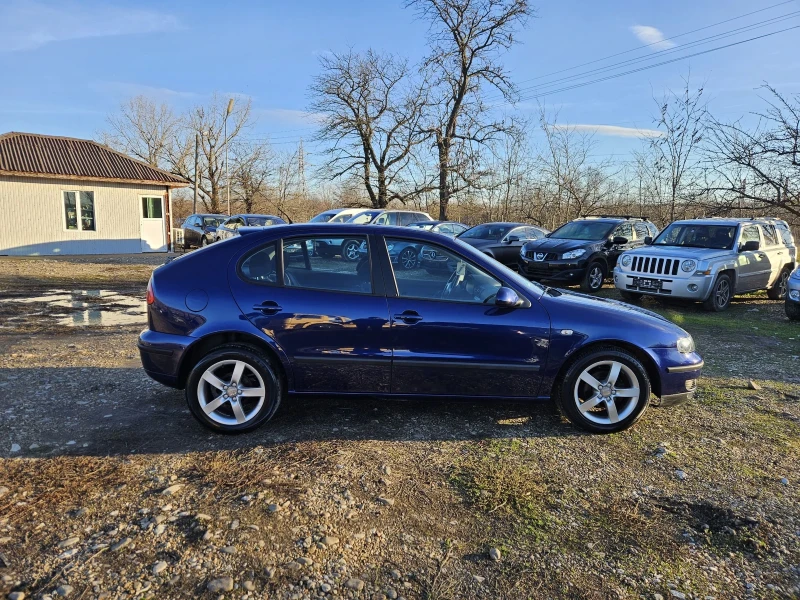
0 175 168 255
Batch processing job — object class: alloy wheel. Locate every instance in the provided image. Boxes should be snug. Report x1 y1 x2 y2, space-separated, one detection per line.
573 360 641 425
343 241 360 261
400 248 417 269
196 360 266 426
715 279 730 308
588 265 603 290
778 271 789 298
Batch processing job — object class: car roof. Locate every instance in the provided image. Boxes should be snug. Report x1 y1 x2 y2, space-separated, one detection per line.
231 213 281 219
669 217 788 226
467 222 530 228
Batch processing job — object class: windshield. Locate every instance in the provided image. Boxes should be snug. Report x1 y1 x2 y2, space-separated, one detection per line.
309 212 337 223
550 221 616 241
408 222 435 230
202 217 222 227
459 224 514 241
328 212 356 223
348 210 381 224
654 224 737 250
245 217 278 226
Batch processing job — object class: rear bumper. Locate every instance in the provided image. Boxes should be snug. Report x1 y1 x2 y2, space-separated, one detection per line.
138 329 193 389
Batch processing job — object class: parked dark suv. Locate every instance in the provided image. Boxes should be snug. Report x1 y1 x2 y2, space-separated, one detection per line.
518 216 658 292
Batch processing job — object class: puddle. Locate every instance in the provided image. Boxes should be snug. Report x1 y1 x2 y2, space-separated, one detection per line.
1 289 147 328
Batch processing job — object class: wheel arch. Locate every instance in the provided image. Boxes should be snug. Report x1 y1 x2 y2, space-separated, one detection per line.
178 331 291 391
552 339 662 398
706 267 736 299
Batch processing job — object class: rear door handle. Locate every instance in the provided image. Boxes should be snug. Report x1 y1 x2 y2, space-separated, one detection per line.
393 310 423 324
253 301 282 315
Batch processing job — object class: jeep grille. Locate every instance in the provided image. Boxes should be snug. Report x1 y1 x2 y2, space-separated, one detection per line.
630 256 681 276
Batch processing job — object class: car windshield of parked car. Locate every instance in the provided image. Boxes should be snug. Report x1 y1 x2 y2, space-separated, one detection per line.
458 224 513 241
549 221 616 241
348 211 381 224
328 212 355 223
245 217 278 226
202 217 222 227
654 224 737 249
309 212 337 223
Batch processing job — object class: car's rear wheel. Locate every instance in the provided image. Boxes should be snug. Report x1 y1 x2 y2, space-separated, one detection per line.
702 274 732 312
619 290 643 302
341 240 361 262
398 247 418 270
580 262 606 293
186 345 283 433
786 300 800 321
556 347 651 433
767 268 791 300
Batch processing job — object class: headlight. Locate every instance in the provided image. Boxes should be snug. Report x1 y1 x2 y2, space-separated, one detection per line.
790 290 800 301
681 260 697 273
676 336 695 353
621 255 632 267
562 248 586 260
520 246 526 257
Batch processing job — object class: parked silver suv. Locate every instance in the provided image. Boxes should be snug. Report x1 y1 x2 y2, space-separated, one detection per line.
613 217 796 311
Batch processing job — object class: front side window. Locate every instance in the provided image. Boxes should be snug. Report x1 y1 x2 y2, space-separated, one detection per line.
459 223 513 241
202 216 221 227
389 238 502 304
283 236 371 293
634 223 649 239
64 191 95 231
142 196 163 219
740 225 760 245
523 227 543 240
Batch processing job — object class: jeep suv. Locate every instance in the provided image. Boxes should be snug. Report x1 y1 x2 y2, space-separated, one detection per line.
518 216 658 292
613 217 797 312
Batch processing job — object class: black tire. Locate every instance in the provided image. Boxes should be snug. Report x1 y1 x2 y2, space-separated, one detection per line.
185 345 283 434
341 239 361 262
580 262 606 293
702 273 733 312
555 347 651 434
786 300 800 321
201 237 209 247
619 290 643 302
397 247 418 270
767 268 791 300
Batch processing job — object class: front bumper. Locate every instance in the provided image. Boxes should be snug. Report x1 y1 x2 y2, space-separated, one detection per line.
518 256 588 282
138 329 193 388
613 268 715 300
651 349 703 404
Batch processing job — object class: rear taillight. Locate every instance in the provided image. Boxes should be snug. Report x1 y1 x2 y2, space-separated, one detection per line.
146 279 155 305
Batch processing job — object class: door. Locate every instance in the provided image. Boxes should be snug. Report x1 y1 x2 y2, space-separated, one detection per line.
608 222 635 267
761 224 785 286
736 224 771 291
382 236 550 398
228 234 392 393
140 196 166 252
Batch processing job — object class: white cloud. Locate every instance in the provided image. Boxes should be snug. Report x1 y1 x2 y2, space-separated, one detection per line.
90 82 197 100
552 124 664 138
259 109 326 125
0 0 182 52
630 25 675 51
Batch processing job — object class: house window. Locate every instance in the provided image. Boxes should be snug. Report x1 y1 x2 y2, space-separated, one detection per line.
142 196 163 219
64 191 95 231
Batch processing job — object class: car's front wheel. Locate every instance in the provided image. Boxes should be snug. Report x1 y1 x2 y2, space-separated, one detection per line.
341 240 361 262
767 268 791 300
702 273 732 312
786 300 800 321
398 247 418 270
557 347 651 433
186 345 283 433
580 262 606 293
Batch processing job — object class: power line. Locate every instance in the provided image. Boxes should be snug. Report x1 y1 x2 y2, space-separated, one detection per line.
516 25 799 102
510 0 797 88
500 11 799 100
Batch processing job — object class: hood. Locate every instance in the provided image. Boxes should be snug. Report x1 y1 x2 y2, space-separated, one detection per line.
521 238 602 254
625 245 731 261
458 238 497 250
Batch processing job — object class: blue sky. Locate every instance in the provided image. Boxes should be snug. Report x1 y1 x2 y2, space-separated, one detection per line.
1 0 798 164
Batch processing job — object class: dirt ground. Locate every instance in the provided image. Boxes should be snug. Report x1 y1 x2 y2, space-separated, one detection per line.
0 255 799 600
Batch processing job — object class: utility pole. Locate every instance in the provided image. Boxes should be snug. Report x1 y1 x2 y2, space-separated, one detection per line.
297 139 307 199
193 133 199 214
225 98 235 216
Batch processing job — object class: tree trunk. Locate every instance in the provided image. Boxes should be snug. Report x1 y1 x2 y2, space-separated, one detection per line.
437 139 450 220
377 171 389 209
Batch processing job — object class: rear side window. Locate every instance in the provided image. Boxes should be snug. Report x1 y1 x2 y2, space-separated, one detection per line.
613 222 633 239
634 223 649 239
762 224 779 246
240 243 279 284
776 223 794 246
283 236 372 294
647 223 659 237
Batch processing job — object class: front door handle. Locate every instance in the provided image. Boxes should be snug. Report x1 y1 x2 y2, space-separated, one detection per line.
253 301 282 315
393 310 423 324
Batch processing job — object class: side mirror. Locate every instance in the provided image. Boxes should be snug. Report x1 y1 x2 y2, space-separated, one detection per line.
644 236 653 245
544 232 551 238
495 286 521 308
505 236 519 244
612 236 629 245
740 240 760 252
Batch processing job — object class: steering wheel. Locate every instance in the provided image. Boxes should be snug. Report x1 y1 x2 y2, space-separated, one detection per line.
483 291 497 304
441 264 467 299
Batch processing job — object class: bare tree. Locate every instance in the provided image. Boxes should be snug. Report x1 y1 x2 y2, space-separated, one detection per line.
406 0 533 219
647 77 707 221
101 95 179 168
170 95 254 214
706 84 799 220
310 49 433 208
230 139 275 213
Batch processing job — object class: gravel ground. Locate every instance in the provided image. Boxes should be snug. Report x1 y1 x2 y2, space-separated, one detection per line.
1 256 799 600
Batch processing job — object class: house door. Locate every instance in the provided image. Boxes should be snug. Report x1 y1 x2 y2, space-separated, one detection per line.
140 196 167 252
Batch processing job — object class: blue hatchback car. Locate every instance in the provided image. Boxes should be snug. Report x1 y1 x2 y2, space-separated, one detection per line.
139 224 703 434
